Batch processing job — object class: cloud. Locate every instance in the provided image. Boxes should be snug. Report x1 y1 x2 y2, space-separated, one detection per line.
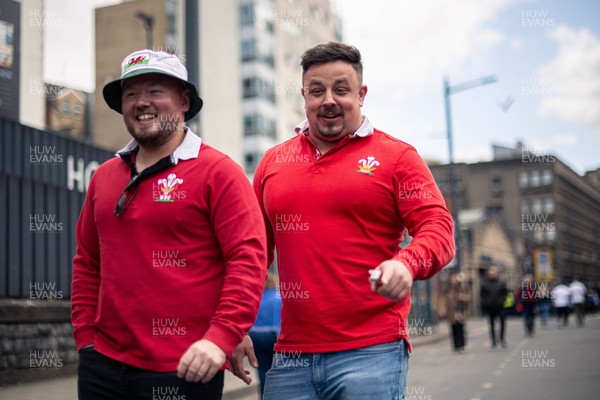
537 25 600 134
551 133 579 146
334 0 517 93
44 0 121 92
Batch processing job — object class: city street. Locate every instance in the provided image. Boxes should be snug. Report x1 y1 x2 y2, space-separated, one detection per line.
407 315 600 400
1 315 598 399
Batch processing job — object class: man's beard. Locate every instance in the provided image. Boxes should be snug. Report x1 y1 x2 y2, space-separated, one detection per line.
317 106 344 137
126 120 182 148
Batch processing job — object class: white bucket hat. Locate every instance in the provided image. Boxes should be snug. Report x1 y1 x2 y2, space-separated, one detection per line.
102 49 203 121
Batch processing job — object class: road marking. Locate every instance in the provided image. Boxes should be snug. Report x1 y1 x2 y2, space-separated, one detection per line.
483 382 493 389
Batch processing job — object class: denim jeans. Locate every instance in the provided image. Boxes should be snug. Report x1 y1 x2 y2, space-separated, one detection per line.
263 340 409 400
77 347 224 400
538 302 551 326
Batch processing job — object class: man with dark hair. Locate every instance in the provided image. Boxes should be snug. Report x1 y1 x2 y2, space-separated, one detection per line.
300 41 364 83
480 266 508 350
72 50 267 399
250 42 455 399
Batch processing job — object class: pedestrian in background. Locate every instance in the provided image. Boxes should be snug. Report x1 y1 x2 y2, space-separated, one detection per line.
516 274 537 337
480 265 508 350
585 288 599 314
248 272 282 397
552 278 571 328
537 280 552 328
569 275 587 327
72 50 267 399
436 272 470 353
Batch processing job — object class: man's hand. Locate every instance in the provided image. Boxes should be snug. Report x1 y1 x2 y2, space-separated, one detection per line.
228 335 258 385
177 339 226 383
370 260 413 301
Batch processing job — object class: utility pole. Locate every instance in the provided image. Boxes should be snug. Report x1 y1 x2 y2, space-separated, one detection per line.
443 75 497 271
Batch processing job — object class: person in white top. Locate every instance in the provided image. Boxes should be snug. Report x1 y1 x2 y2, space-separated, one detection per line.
551 280 571 328
569 276 587 327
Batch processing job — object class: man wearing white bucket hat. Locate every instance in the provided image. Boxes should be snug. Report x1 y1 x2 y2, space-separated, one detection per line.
72 50 267 399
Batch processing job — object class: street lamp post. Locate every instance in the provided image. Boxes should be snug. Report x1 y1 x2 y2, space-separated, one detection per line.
136 11 155 49
444 75 497 272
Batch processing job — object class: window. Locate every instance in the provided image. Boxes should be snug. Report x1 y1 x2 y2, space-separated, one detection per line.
73 103 82 117
245 152 256 171
241 38 274 66
244 115 253 133
166 0 176 42
62 99 70 115
543 198 555 214
541 169 553 185
518 171 529 188
310 5 327 22
546 229 556 242
532 198 542 214
241 39 256 61
530 170 541 187
265 20 274 33
244 115 254 135
167 14 176 35
520 199 529 214
490 175 503 196
243 114 276 139
245 151 263 172
243 78 255 98
242 77 275 103
240 4 254 26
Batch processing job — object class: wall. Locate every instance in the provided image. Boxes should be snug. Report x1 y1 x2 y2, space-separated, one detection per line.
0 300 75 385
0 117 113 384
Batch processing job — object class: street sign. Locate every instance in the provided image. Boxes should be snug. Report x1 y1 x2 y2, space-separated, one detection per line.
534 247 553 282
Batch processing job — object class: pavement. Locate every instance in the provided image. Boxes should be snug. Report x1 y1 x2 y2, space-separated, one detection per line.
10 316 598 400
0 358 261 400
0 324 448 400
408 314 600 400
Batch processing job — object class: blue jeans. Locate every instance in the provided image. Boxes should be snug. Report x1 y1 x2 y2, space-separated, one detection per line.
77 347 224 399
263 340 409 400
538 302 551 326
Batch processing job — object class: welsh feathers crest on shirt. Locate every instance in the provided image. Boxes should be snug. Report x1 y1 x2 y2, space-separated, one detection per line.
155 173 184 202
357 156 380 175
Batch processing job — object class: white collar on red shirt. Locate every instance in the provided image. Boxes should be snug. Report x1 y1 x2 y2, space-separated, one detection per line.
294 116 374 138
116 127 202 164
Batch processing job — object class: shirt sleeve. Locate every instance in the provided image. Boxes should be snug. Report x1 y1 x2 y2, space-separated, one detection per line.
71 174 101 351
392 146 455 280
201 157 268 356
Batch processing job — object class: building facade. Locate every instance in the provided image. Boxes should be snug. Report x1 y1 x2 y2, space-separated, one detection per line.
458 209 521 315
429 143 600 286
94 0 340 172
46 85 90 141
94 0 186 152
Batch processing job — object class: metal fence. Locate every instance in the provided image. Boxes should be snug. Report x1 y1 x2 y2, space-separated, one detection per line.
0 117 114 299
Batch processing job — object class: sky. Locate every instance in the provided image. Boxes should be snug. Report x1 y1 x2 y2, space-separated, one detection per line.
43 0 600 174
